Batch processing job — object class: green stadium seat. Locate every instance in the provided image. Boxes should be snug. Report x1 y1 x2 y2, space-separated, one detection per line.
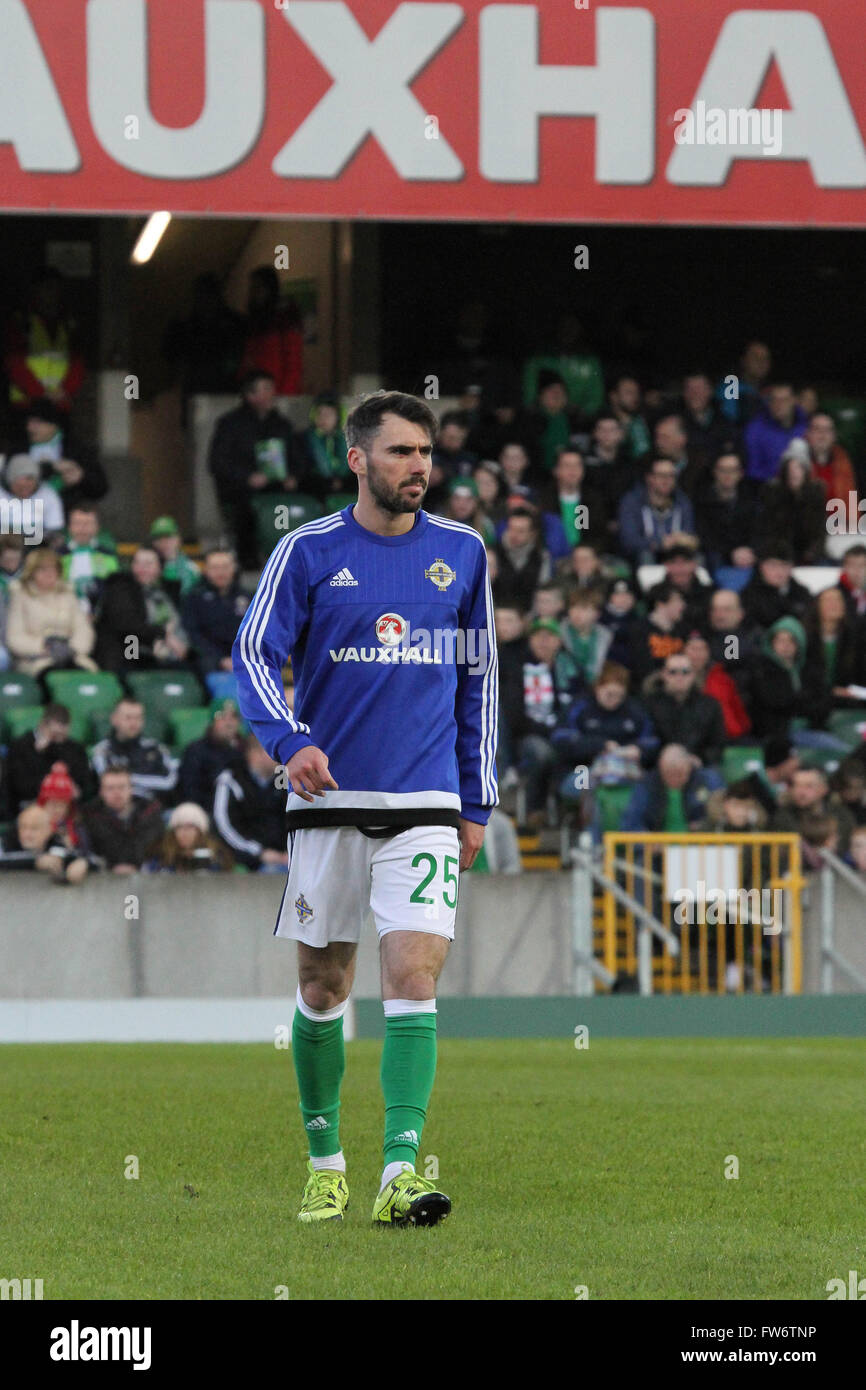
0 673 42 725
820 395 866 469
722 745 766 784
126 670 205 718
3 704 44 741
251 493 324 558
827 710 866 749
44 670 124 720
595 784 634 833
324 492 354 514
168 707 212 752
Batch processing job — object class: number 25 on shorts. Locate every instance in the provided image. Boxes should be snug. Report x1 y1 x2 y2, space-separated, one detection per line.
409 852 458 913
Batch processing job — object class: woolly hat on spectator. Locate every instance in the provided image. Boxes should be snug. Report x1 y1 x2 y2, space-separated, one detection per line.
26 398 63 428
4 453 41 484
606 575 638 600
168 802 209 834
149 516 179 538
781 437 810 465
37 761 78 805
448 477 478 498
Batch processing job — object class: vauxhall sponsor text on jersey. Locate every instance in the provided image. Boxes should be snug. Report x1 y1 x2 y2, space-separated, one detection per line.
232 507 498 831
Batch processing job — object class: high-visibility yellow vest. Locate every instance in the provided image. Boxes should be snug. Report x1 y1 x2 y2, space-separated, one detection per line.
9 314 73 403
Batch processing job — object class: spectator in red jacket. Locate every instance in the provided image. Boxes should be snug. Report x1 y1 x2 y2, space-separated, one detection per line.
806 412 857 519
238 266 303 397
682 632 752 739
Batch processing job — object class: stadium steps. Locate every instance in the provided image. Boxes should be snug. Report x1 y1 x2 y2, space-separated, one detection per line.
516 830 565 871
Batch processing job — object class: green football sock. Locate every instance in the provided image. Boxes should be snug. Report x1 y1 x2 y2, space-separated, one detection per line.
292 1006 345 1160
380 1009 438 1166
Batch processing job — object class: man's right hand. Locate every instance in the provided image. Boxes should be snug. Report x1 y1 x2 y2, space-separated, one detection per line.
248 471 268 489
285 746 339 802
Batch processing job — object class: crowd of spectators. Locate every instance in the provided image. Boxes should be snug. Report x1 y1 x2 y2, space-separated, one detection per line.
1 271 865 886
418 334 866 872
0 264 310 878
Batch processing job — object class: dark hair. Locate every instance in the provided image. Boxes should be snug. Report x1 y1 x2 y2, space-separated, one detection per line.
648 579 678 607
439 410 470 432
572 536 601 556
67 502 99 517
344 391 438 454
42 702 70 726
241 369 276 395
249 265 279 297
554 443 584 463
844 544 866 560
101 763 132 779
758 540 793 563
723 778 757 802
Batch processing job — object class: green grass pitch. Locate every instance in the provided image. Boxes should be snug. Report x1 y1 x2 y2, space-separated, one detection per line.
2 1037 863 1300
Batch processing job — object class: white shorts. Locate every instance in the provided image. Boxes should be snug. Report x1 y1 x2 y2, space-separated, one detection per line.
274 824 461 947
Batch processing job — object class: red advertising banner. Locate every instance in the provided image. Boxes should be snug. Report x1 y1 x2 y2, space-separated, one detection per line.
2 0 866 225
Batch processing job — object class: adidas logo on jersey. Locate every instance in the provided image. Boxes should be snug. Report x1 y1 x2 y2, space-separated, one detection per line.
305 1116 329 1130
330 567 358 586
393 1129 419 1146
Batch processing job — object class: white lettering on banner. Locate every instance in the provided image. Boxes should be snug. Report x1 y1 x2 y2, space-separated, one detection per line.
87 0 265 178
0 0 79 169
273 1 464 179
480 5 655 183
0 3 864 192
667 12 866 187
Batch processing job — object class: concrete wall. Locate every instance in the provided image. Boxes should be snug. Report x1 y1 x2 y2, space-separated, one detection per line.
1 869 863 1003
801 875 866 994
0 871 574 1002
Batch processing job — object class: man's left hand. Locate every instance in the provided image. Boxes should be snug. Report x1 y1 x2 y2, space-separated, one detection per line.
458 817 485 871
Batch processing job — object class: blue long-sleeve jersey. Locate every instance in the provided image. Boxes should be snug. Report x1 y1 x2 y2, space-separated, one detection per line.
232 506 498 830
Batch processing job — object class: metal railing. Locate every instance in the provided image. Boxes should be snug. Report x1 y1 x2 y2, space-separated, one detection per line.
817 849 866 993
570 832 805 996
